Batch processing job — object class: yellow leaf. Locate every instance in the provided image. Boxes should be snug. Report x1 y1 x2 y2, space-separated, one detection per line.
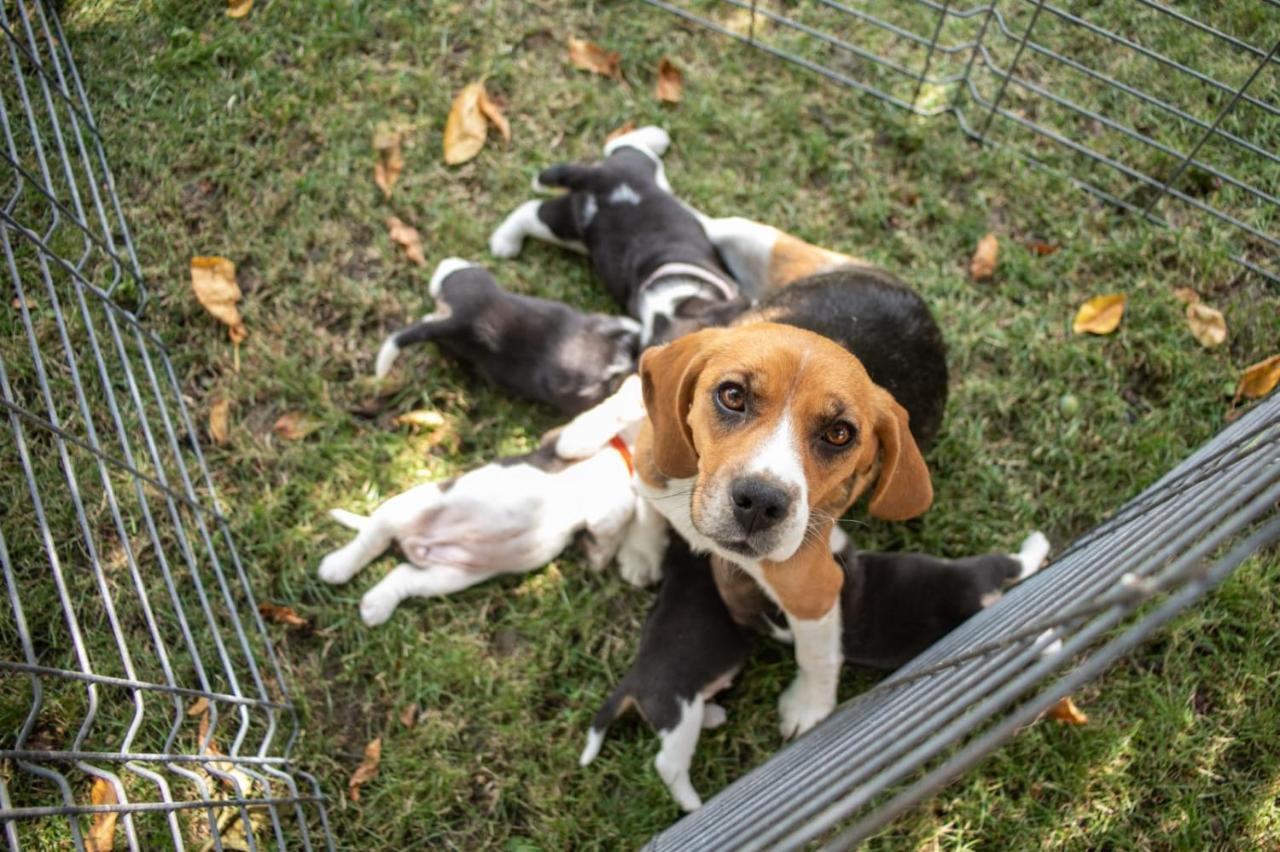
1237 354 1280 400
567 37 620 79
443 82 488 166
1044 695 1088 725
373 125 404 199
348 737 382 802
969 233 998 281
209 399 230 445
187 697 210 718
385 216 427 267
11 296 36 310
655 57 683 103
1185 302 1226 348
273 411 321 441
1072 294 1126 335
399 703 418 729
477 89 511 145
87 778 119 852
392 409 445 430
1172 287 1200 305
258 602 308 628
605 120 635 143
226 0 252 19
190 256 248 343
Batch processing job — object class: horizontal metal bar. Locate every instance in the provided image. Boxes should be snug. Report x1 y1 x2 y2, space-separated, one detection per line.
1133 0 1280 62
2 751 298 767
0 661 290 711
1 796 326 821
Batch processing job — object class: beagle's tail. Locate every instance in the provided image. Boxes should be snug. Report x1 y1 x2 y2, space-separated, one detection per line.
374 320 449 379
579 685 631 766
329 508 369 531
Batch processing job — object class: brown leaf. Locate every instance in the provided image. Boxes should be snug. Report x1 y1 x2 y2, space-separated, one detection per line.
348 737 382 802
392 409 445 430
87 777 119 852
1072 294 1126 335
273 411 321 441
373 125 404 199
443 82 488 166
190 256 248 343
11 296 36 310
969 233 999 281
567 37 620 79
1185 302 1226 348
399 703 418 729
655 57 683 103
226 0 252 19
385 216 427 267
1237 354 1280 400
605 121 636 143
1172 287 1200 305
258 602 308 628
186 697 210 718
477 90 511 145
1045 696 1088 725
209 399 230 445
1026 240 1060 256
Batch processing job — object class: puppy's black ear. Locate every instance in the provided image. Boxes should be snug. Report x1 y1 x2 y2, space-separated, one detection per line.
639 328 723 479
866 389 933 521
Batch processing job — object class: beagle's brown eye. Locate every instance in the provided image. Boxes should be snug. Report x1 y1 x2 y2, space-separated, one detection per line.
822 421 855 447
716 382 747 412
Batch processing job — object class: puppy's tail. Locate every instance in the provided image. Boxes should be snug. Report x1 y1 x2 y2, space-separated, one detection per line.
374 320 447 380
579 685 631 767
329 508 369 531
535 162 601 193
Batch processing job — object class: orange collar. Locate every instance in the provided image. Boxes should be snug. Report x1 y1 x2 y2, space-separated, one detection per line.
609 435 634 476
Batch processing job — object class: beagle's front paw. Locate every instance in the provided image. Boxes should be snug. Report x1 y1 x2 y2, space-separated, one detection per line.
359 589 398 627
616 538 663 587
778 675 835 740
317 551 359 585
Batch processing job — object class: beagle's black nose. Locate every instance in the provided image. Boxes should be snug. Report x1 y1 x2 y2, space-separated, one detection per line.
730 477 791 535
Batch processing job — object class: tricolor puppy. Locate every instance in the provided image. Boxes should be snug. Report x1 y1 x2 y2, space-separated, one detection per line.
584 531 1049 813
632 320 936 739
489 126 746 345
316 423 638 626
374 258 640 415
579 535 754 813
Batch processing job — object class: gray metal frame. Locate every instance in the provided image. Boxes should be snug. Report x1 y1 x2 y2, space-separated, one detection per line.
0 2 332 848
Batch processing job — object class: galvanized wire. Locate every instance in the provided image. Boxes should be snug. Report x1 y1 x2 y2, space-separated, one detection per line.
0 1 333 849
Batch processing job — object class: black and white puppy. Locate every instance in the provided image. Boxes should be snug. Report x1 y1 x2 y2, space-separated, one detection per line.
489 127 746 345
375 258 640 415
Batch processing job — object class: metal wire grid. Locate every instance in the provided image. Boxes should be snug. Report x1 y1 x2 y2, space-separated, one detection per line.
640 0 1280 284
647 388 1280 850
0 2 332 849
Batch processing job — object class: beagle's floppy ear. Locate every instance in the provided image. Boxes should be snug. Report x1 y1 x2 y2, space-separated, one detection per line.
866 391 933 521
638 328 722 479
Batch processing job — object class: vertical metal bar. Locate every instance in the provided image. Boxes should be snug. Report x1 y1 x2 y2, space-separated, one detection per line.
950 2 997 114
977 0 1047 140
911 0 952 110
1141 38 1280 217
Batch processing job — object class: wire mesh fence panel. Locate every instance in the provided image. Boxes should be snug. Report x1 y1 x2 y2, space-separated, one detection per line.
0 2 333 849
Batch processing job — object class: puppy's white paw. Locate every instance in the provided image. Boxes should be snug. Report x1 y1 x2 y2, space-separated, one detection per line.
778 676 834 740
488 225 523 259
555 422 609 460
317 552 359 585
616 540 663 587
359 590 398 627
701 703 727 730
1015 531 1051 579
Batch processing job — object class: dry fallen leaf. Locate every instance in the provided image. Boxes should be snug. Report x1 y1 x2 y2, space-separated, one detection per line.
1185 302 1227 348
1026 240 1060 256
87 777 119 852
385 216 427 267
209 399 230 445
443 82 488 165
605 120 636 143
258 603 308 628
399 704 418 729
1045 696 1088 725
392 409 445 430
373 125 404 199
1237 354 1280 400
273 411 322 441
348 737 382 802
11 296 36 310
1172 287 1200 305
969 233 999 281
187 697 210 718
477 90 511 145
568 37 621 79
1072 294 1126 335
190 256 248 343
655 57 683 103
226 0 252 19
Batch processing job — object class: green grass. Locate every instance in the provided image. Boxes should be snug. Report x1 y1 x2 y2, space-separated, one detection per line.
3 0 1278 847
